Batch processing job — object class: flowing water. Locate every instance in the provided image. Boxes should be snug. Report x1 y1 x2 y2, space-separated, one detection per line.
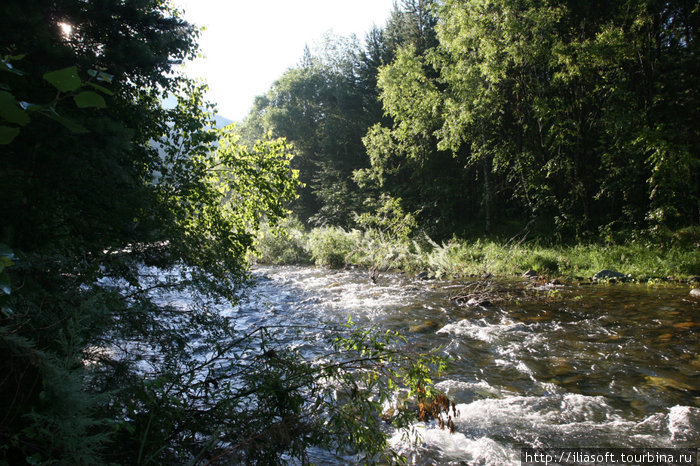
224 266 698 464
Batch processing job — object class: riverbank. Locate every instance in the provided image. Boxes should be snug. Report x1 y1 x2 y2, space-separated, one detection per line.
253 222 700 284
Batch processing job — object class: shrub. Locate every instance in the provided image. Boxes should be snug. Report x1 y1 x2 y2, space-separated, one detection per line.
307 227 359 268
254 217 312 265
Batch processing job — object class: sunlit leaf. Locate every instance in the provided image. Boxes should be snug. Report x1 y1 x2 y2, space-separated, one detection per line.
0 125 20 144
74 91 107 108
43 66 81 92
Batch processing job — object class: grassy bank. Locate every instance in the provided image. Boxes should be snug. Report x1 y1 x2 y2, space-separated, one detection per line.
253 219 700 283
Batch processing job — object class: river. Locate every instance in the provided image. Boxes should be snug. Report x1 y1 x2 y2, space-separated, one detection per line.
221 265 698 464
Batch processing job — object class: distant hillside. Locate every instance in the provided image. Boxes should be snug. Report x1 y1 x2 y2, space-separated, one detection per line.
214 114 234 129
162 94 233 129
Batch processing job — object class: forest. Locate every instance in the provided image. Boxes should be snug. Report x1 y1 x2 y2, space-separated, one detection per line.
241 0 698 244
0 0 698 464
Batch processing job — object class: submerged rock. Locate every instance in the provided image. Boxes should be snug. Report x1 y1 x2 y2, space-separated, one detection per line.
409 320 440 333
689 288 700 298
416 271 430 280
644 375 695 392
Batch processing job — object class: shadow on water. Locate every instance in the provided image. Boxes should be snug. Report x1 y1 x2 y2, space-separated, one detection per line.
234 266 699 464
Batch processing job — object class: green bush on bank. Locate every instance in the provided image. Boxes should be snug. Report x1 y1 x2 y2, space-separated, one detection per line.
307 227 360 268
253 217 313 265
254 219 700 281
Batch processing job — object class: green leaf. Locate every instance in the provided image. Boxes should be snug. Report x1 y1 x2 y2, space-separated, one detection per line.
0 91 30 126
86 81 114 96
43 109 88 134
19 102 45 112
0 125 20 144
74 91 107 108
0 244 14 260
43 66 81 92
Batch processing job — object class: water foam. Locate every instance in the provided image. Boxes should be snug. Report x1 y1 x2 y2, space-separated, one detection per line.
437 317 531 343
388 392 640 464
389 428 519 465
668 405 699 443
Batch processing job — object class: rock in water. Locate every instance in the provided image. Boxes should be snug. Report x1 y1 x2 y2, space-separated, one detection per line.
466 297 491 307
409 320 439 333
523 269 538 278
593 269 627 282
690 288 700 298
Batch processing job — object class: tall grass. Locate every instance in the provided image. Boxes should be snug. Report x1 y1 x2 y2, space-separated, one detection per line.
253 220 700 281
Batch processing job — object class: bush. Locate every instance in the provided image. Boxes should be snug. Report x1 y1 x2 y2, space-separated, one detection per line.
254 217 312 265
307 227 359 268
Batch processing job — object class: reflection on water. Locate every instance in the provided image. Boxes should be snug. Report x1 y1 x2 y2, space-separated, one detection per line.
228 266 699 464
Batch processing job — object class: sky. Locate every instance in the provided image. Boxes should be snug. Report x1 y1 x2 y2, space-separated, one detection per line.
173 0 397 122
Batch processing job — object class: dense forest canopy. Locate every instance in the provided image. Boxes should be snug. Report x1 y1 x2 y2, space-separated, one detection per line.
242 0 698 242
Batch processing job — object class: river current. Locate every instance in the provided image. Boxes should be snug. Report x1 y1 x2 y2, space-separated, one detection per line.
209 265 699 464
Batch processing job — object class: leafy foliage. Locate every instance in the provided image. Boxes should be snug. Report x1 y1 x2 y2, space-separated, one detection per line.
307 227 361 269
239 4 442 231
0 1 455 464
243 0 697 242
360 0 699 239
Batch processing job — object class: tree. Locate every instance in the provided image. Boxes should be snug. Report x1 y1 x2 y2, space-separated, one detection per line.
0 1 451 463
0 0 294 461
239 36 373 228
362 0 698 239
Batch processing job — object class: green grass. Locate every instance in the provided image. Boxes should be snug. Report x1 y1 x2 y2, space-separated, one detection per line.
253 221 700 282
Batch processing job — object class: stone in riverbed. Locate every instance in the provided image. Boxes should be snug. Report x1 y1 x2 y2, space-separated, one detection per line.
689 288 700 298
644 375 694 392
466 297 492 307
409 320 440 333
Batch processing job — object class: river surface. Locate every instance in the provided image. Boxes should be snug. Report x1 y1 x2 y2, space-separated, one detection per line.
225 266 699 464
